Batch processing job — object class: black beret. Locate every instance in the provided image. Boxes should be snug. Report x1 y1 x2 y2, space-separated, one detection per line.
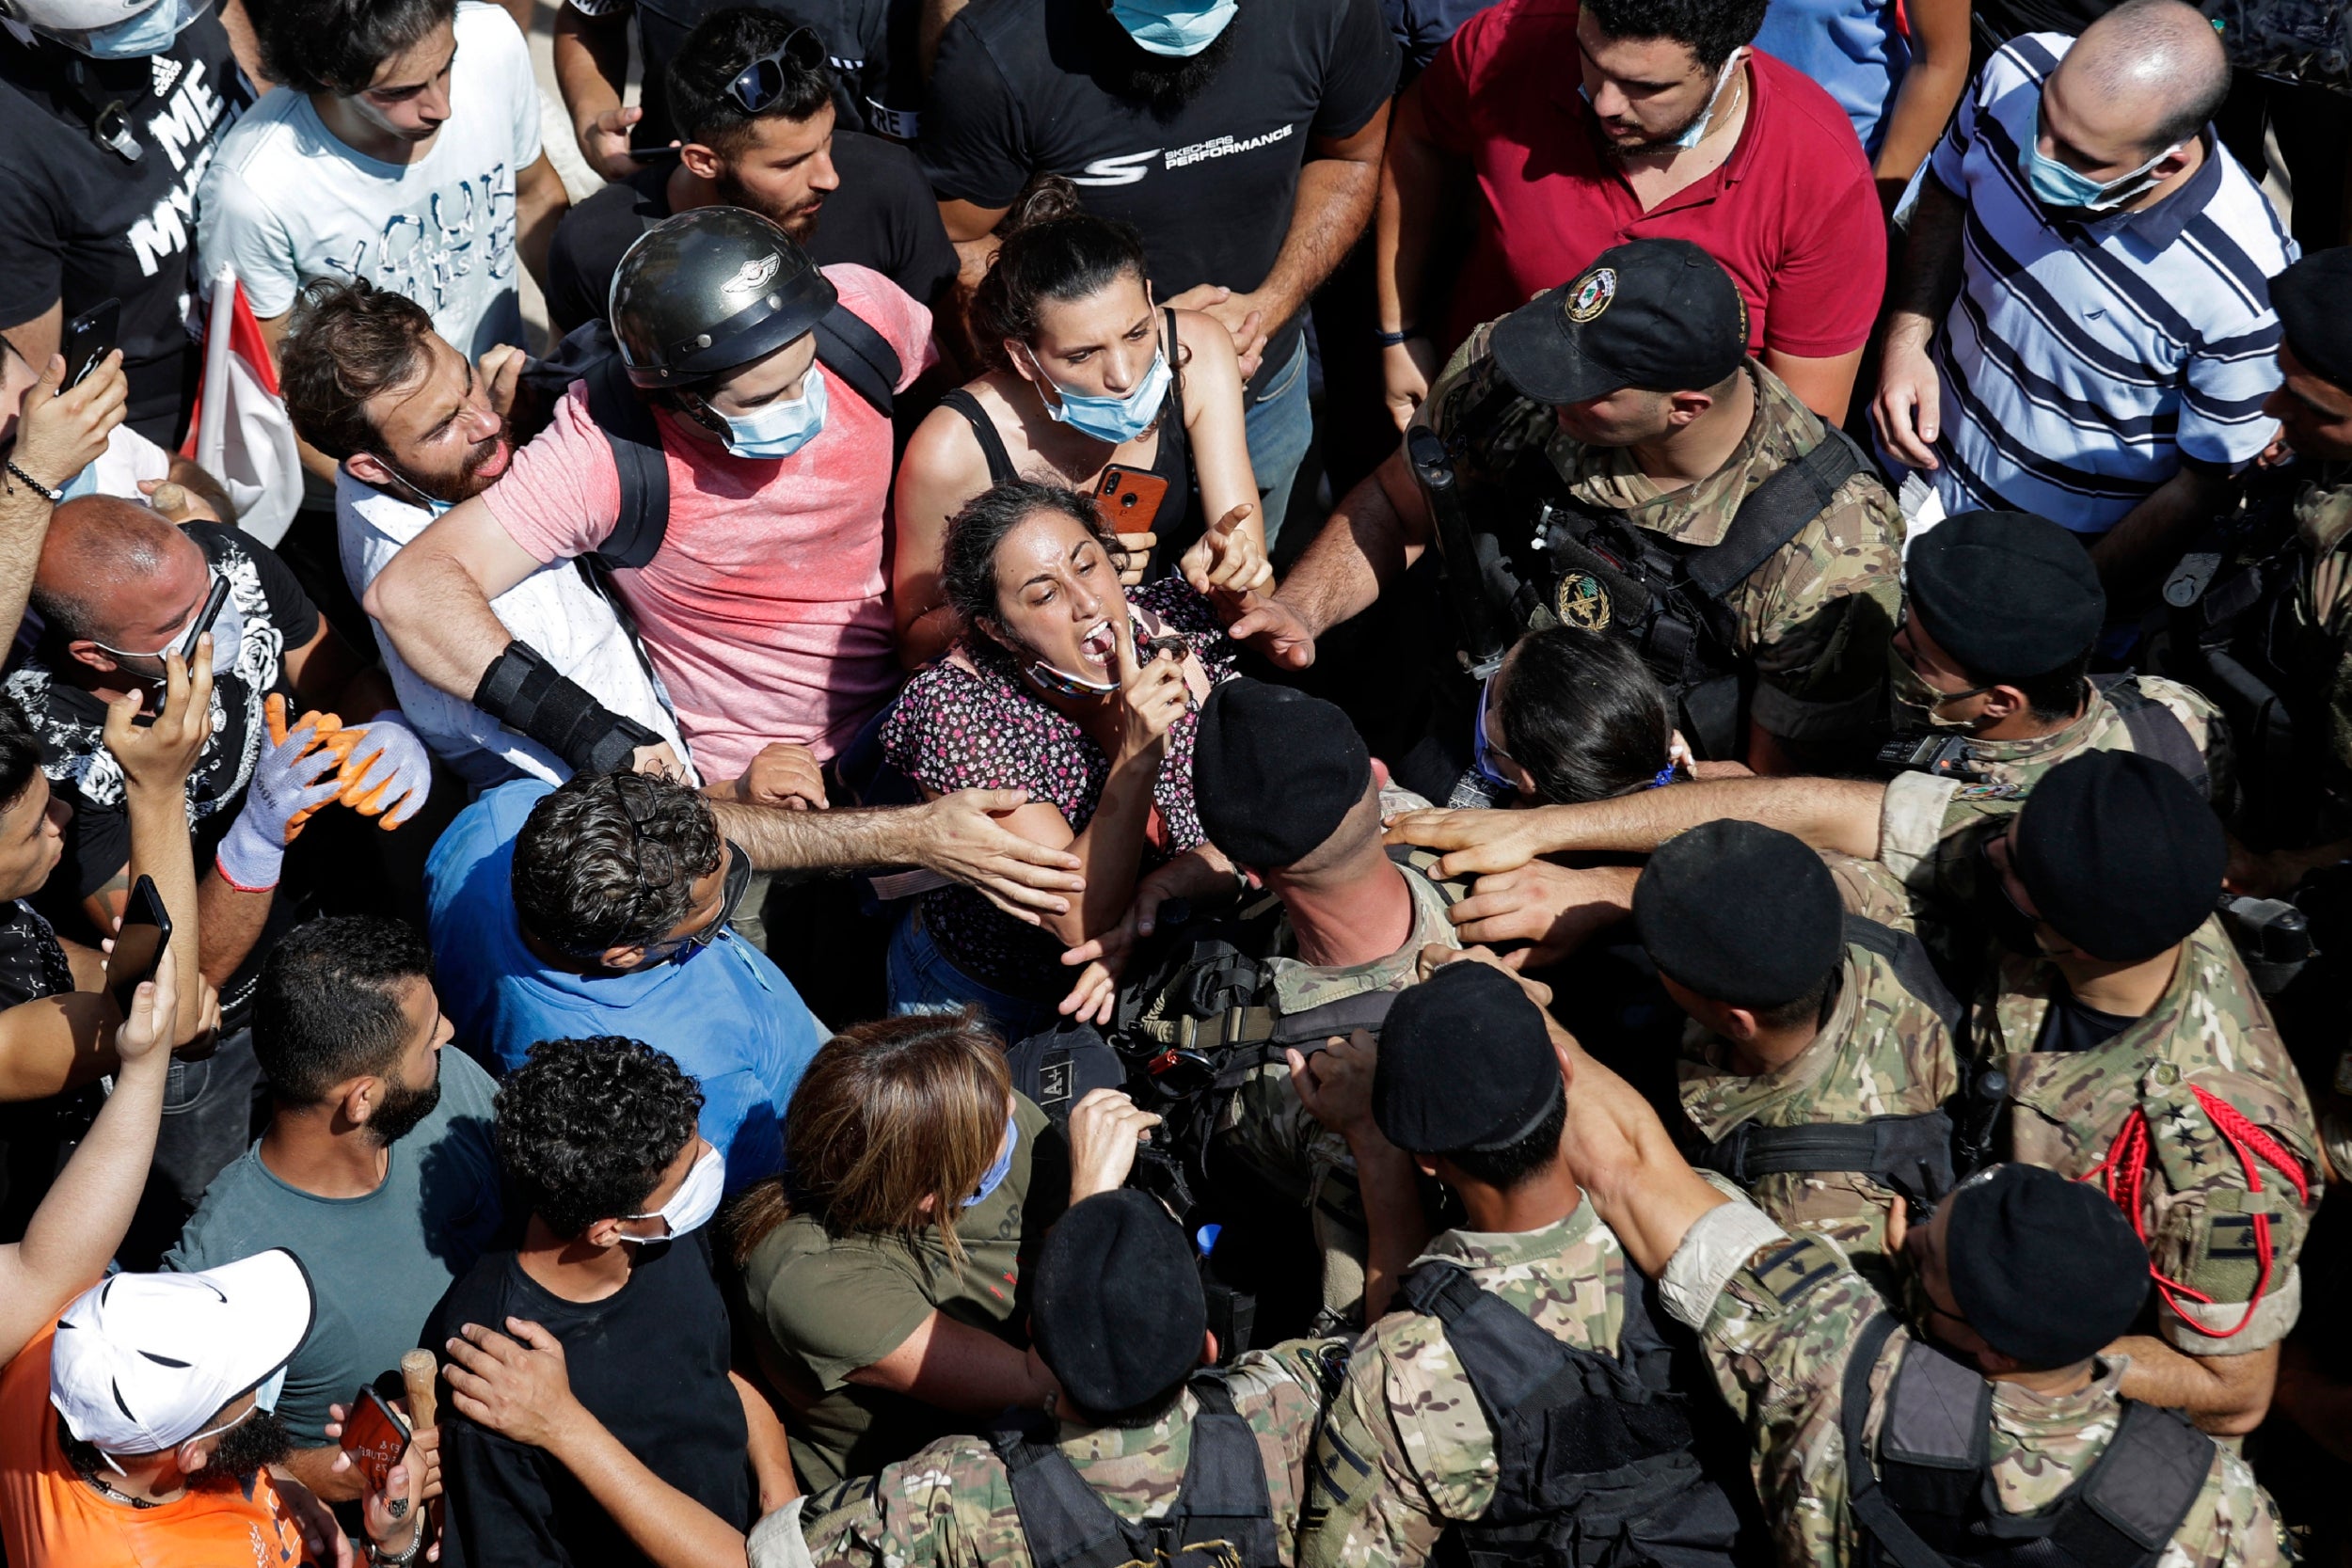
2013 750 2224 963
2271 248 2352 393
1947 1164 2150 1370
1193 679 1372 870
1032 1190 1205 1416
1373 961 1564 1155
1905 512 2105 684
1631 820 1845 1008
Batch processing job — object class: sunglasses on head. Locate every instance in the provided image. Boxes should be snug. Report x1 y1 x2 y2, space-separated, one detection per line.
726 26 828 116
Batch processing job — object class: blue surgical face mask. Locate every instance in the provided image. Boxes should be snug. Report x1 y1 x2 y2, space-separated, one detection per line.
2018 102 2177 213
82 0 186 58
1033 348 1171 446
56 464 100 503
1578 48 1740 151
717 366 828 459
1107 0 1237 56
963 1111 1019 1208
373 460 454 515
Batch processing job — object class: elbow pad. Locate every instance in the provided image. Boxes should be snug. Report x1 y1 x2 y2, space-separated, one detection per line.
473 641 660 775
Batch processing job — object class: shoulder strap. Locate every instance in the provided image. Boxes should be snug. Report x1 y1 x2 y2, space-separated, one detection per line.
989 1420 1147 1568
1169 1370 1279 1567
1841 1316 1961 1568
1684 425 1867 600
584 348 674 574
1843 912 1964 1036
939 387 1019 485
2046 1402 2213 1568
813 300 901 420
2096 676 2212 799
1699 1112 1959 1211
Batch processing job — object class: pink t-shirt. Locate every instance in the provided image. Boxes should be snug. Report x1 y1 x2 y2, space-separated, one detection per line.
484 264 935 778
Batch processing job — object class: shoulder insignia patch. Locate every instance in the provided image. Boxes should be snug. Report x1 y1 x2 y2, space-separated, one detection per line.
1747 1234 1845 1308
1556 570 1612 631
1953 783 2024 800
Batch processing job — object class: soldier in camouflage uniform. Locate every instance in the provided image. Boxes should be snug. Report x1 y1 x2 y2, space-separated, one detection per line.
780 1190 1345 1568
1261 237 1901 791
1298 962 1743 1568
1552 1052 2294 1568
1631 821 1961 1297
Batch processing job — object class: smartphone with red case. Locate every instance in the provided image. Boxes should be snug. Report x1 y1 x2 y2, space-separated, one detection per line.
339 1386 411 1492
1095 466 1169 536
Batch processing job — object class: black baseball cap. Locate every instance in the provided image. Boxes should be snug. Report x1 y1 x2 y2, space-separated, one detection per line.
1489 239 1750 406
2271 248 2352 392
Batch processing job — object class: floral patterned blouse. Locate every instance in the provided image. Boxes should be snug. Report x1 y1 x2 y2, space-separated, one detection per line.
881 578 1237 994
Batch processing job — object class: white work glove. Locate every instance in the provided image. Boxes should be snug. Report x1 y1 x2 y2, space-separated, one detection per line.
337 710 434 828
215 705 348 893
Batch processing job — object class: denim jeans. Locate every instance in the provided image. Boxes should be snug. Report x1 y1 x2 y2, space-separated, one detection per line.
119 1026 265 1269
1245 338 1313 550
885 908 1064 1046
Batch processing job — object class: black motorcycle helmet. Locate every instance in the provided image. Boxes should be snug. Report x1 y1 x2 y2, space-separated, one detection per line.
608 207 835 391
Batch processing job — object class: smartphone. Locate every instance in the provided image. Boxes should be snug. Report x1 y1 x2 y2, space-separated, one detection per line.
339 1386 412 1493
177 577 232 665
104 875 171 1017
63 298 120 388
624 138 681 161
1095 466 1169 536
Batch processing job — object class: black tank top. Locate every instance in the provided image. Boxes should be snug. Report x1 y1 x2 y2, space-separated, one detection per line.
938 309 1200 581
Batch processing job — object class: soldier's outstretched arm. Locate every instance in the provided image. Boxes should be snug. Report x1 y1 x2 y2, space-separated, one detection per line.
2110 1337 2279 1437
1296 1333 1458 1568
1386 776 1887 880
1264 451 1436 642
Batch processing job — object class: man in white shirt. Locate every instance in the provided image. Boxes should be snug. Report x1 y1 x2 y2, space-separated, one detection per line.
276 277 697 791
196 0 568 491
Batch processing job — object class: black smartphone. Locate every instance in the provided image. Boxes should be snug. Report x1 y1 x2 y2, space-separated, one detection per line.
177 577 231 665
63 298 120 388
105 874 171 1017
625 138 681 162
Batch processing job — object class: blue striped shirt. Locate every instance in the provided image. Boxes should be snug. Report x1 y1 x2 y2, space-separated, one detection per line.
1920 34 2294 534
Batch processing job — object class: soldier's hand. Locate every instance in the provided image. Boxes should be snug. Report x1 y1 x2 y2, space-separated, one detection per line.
1287 1030 1379 1139
1067 1087 1162 1203
1871 328 1943 471
1383 336 1438 434
1383 806 1549 878
1220 586 1316 671
1448 863 1637 966
729 741 828 811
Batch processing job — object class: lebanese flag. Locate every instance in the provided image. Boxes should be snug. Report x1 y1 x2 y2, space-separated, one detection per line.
180 267 303 546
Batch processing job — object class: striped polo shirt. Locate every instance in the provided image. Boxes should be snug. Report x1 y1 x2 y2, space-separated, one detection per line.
1920 33 2294 534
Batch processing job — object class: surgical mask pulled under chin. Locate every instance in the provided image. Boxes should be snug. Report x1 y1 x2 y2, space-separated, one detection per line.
1578 48 1740 151
620 1145 725 1242
716 367 828 459
80 0 195 57
1036 349 1171 446
964 1111 1020 1208
1107 0 1237 56
2018 103 2176 213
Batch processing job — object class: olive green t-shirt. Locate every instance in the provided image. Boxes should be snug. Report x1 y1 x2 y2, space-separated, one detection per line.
742 1094 1066 1486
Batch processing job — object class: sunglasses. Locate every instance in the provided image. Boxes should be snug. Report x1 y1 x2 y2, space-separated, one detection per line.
1471 676 1520 790
726 26 828 116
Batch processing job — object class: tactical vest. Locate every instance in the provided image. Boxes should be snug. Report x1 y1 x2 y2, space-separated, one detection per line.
1448 378 1867 760
1880 676 2208 800
1840 1315 2214 1568
988 1370 1282 1568
1396 1260 1743 1568
1687 914 1967 1211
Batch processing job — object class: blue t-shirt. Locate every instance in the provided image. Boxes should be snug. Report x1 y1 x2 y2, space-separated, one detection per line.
1754 0 1908 155
424 780 824 1193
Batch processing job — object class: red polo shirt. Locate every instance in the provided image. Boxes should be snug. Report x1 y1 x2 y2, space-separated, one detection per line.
1418 0 1885 357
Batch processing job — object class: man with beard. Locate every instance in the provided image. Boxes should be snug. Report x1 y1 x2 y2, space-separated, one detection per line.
1 1247 428 1568
166 915 504 1509
543 8 959 343
279 277 696 791
920 0 1398 545
1374 0 1885 429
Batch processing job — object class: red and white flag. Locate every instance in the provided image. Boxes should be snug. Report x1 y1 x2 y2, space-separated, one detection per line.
181 266 303 546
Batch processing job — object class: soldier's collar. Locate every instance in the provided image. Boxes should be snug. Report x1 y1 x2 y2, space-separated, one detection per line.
1417 1197 1602 1271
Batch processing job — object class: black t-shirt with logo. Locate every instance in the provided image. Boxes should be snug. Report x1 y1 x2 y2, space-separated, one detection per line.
0 17 249 445
543 130 959 338
921 0 1397 398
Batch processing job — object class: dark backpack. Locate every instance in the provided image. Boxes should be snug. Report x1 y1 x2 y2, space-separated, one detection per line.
1395 1260 1743 1568
1841 1315 2213 1568
988 1370 1282 1568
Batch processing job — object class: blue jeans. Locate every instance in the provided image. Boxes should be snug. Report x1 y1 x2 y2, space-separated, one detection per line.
1245 338 1313 551
885 908 1064 1045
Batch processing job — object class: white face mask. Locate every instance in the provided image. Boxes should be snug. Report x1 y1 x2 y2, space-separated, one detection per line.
619 1145 723 1243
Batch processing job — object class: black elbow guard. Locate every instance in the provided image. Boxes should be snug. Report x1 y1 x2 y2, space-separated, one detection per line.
473 641 661 775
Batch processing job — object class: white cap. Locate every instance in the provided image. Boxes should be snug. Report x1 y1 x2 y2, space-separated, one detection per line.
49 1249 315 1455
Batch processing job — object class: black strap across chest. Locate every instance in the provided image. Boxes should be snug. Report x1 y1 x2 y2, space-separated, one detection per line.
2092 675 2210 800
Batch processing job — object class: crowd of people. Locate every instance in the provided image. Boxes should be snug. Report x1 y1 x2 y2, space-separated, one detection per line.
2 0 2352 1558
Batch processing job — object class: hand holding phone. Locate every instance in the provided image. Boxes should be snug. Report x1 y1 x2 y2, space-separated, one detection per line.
104 875 171 1017
1094 465 1168 536
63 299 120 390
338 1386 413 1493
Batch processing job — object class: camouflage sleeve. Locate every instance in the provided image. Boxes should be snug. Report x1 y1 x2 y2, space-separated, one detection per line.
1737 480 1904 749
1821 850 1916 931
794 1443 1020 1568
1877 786 2017 918
2147 1067 2323 1355
1228 1337 1352 1553
1297 1322 1484 1568
2176 1446 2296 1568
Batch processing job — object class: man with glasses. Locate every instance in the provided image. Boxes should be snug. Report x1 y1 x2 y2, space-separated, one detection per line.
544 8 957 341
423 768 826 1194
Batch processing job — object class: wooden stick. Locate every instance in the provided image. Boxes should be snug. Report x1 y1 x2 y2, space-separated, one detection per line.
400 1349 438 1431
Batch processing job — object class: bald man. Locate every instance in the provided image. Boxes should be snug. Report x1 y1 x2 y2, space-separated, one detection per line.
1872 0 2288 596
3 497 412 1263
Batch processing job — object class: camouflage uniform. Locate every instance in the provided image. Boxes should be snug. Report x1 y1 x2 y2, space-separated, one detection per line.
1971 913 2324 1352
777 1337 1346 1568
1420 325 1904 751
1214 854 1466 1323
2284 468 2352 816
1677 856 1960 1296
1661 1211 2294 1568
1296 1206 1633 1568
1877 675 2227 911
